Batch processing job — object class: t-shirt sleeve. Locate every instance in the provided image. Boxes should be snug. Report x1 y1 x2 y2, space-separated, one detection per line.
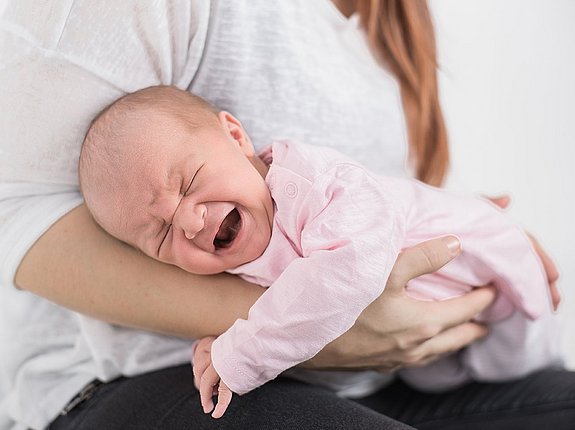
211 164 406 395
0 0 211 288
0 183 83 288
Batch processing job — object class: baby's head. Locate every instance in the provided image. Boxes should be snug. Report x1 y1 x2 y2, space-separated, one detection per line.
79 86 274 274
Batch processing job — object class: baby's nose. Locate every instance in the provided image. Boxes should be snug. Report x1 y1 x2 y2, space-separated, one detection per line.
181 203 207 240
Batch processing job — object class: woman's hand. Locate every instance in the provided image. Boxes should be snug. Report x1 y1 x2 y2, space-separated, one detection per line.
489 195 561 310
304 236 496 372
528 233 561 310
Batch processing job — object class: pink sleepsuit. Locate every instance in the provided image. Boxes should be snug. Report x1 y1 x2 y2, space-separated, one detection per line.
211 141 562 396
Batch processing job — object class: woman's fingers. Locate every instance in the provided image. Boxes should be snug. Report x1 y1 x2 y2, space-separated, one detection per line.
548 282 561 311
385 235 461 294
388 321 489 370
529 234 560 283
486 194 511 210
487 194 561 311
527 233 561 310
425 286 496 332
380 287 495 357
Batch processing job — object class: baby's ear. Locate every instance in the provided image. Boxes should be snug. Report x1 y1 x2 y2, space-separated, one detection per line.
218 111 255 157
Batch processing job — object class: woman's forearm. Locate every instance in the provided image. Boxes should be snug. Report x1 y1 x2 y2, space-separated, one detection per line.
15 209 495 371
15 204 265 338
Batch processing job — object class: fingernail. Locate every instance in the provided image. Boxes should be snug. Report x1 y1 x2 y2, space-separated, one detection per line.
442 236 461 257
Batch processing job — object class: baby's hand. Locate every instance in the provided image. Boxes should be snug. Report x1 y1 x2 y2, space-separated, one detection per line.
192 336 234 419
198 363 233 418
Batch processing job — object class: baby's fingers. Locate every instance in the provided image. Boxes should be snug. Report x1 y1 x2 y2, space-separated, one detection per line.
199 365 220 414
192 359 210 391
192 337 216 390
212 381 233 419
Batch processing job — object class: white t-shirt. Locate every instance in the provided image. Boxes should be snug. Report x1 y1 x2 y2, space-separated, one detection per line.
0 1 408 428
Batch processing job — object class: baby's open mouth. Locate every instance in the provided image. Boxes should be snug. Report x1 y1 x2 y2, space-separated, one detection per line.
214 208 242 250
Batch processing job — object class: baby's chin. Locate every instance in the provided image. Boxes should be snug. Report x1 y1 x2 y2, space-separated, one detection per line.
174 256 246 275
172 236 271 274
215 251 264 273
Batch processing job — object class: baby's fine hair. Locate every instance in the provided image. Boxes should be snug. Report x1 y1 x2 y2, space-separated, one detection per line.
78 85 218 225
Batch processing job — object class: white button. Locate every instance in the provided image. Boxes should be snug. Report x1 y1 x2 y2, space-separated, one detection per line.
284 182 298 198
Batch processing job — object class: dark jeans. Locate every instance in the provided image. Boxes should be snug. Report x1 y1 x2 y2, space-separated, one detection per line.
50 364 575 430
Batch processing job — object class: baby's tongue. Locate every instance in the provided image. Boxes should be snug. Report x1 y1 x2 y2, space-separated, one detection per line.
216 208 240 243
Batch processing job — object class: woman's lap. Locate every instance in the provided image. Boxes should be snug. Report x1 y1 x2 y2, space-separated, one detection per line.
49 364 411 430
50 364 575 429
360 368 575 429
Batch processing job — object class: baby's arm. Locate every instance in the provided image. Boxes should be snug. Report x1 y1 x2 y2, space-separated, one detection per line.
211 165 405 394
192 337 233 419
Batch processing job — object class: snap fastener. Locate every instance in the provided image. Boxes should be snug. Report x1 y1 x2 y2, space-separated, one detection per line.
284 182 298 198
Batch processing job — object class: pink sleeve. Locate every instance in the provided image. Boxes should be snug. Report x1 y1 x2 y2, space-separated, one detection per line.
211 165 404 395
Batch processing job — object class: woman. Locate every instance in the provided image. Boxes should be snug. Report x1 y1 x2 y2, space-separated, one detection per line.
0 1 572 429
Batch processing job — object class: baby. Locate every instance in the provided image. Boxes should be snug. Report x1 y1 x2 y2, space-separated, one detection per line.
79 86 562 418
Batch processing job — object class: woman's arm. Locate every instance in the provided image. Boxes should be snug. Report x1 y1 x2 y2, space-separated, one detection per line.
16 205 495 369
15 204 265 338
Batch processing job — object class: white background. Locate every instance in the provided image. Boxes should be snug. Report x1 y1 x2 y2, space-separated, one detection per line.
431 0 575 367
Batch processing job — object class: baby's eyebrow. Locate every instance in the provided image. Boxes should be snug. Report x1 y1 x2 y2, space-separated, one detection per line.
183 163 204 195
181 170 193 195
155 222 170 257
148 164 191 253
148 162 204 254
125 215 156 254
148 163 185 218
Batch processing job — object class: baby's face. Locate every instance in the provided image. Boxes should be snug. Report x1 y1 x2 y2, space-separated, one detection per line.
104 111 274 274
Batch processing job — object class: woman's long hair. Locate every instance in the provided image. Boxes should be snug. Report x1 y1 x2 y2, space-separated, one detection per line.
356 0 448 186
